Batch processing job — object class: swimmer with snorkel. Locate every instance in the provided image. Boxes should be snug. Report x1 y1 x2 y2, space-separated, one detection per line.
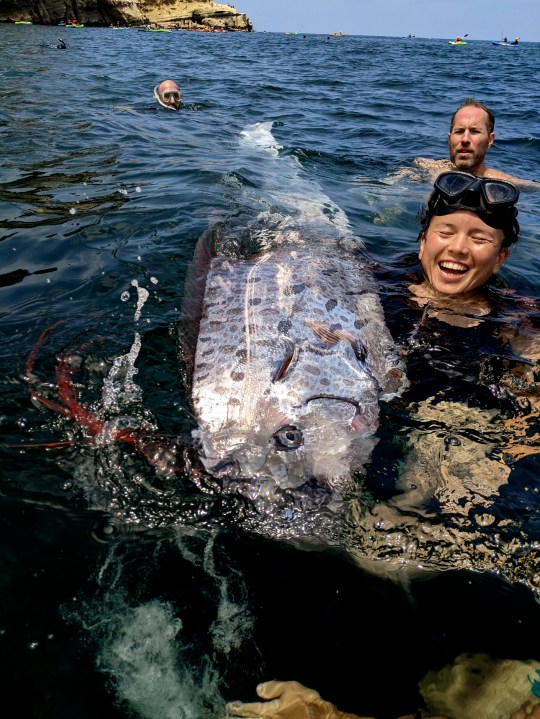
153 79 182 111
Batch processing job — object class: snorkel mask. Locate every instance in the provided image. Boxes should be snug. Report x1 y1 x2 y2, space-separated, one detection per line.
153 84 182 110
422 171 520 245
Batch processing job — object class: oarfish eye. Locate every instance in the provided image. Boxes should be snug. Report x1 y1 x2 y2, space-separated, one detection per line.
273 425 303 451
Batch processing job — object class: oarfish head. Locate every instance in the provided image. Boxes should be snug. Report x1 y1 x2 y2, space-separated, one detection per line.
192 334 381 500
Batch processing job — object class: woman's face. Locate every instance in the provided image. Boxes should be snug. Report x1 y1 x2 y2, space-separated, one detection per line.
419 210 509 295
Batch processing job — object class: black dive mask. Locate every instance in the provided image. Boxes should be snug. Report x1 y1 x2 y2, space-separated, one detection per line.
432 171 519 230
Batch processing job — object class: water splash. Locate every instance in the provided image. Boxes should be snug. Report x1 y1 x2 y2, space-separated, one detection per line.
131 279 150 322
185 529 254 657
101 332 143 414
64 531 254 718
97 599 222 719
101 279 151 413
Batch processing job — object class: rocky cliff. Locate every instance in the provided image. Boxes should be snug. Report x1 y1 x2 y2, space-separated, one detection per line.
0 0 253 30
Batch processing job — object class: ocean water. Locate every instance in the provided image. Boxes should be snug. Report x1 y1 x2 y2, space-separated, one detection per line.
1 25 540 718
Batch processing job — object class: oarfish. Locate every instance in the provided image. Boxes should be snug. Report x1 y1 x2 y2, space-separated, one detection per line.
182 123 406 502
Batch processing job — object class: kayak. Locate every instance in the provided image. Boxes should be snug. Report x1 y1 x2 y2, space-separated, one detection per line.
137 28 172 32
65 24 85 27
15 20 32 24
449 41 467 45
492 41 518 46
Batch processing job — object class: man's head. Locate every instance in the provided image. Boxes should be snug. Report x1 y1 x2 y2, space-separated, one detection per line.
418 172 520 295
154 79 182 111
448 99 495 175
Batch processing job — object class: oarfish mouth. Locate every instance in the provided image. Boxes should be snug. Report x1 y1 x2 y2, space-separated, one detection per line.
306 394 360 409
306 394 368 431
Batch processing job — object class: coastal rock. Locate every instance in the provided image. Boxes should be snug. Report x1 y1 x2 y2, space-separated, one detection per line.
0 0 254 30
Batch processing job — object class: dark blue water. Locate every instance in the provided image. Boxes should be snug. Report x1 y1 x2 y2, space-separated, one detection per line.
1 26 540 718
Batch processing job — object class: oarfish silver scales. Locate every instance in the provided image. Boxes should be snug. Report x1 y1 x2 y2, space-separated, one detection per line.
190 239 404 496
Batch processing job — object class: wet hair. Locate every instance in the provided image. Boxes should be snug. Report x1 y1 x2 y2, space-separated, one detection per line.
450 98 495 135
418 188 520 247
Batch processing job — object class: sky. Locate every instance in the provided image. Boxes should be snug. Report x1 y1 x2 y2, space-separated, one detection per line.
235 0 538 42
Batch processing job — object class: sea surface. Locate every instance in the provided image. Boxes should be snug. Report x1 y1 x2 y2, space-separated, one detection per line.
1 25 540 719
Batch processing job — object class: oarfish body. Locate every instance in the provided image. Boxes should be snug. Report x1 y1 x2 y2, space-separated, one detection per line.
183 123 405 500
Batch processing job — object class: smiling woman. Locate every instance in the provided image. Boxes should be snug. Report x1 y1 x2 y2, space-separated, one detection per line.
418 210 508 296
225 172 540 719
414 170 519 302
396 170 539 540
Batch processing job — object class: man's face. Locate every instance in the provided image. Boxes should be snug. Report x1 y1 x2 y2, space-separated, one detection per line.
419 210 508 295
448 107 494 174
158 82 181 110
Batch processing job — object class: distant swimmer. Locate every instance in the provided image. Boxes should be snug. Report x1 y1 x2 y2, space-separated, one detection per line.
153 79 182 111
57 38 67 49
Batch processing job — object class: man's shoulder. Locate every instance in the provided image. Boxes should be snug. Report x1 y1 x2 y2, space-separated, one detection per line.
483 167 540 189
482 167 523 183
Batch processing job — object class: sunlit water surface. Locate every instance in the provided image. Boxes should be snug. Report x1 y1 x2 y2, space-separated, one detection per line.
1 25 540 718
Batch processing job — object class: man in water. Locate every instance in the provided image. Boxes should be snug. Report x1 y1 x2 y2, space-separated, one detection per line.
414 98 524 183
447 99 517 179
153 79 182 111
